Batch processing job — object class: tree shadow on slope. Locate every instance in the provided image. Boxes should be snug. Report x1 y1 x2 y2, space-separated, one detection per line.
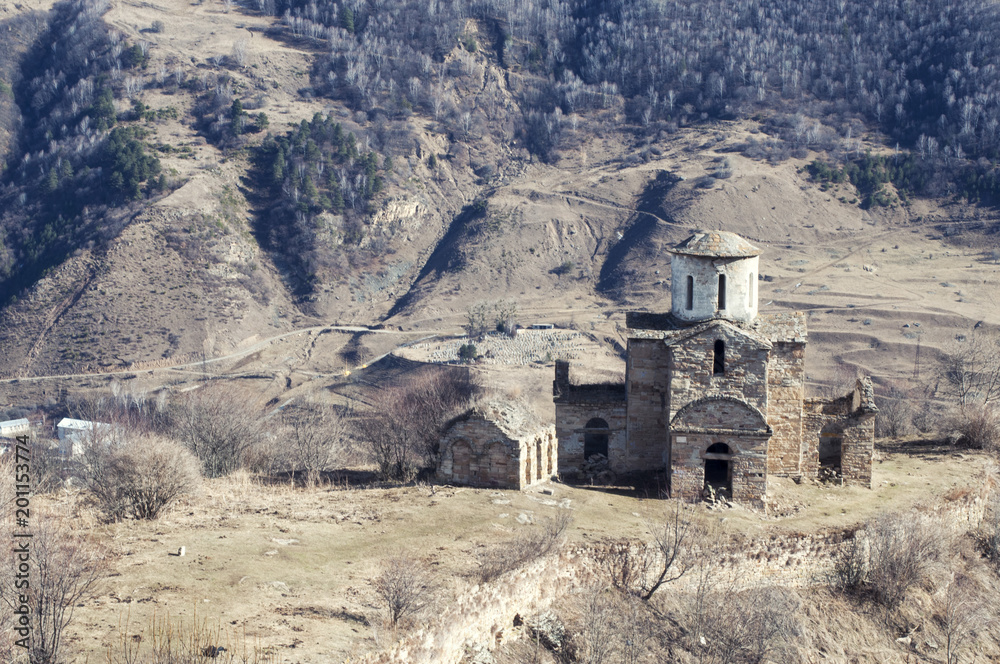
597 170 683 301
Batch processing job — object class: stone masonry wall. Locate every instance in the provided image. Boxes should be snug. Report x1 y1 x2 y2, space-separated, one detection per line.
520 429 559 486
438 420 556 489
670 253 760 324
555 402 627 476
438 421 519 489
367 482 993 663
766 341 806 476
625 339 671 472
667 325 769 420
803 379 876 487
841 415 875 488
670 431 769 508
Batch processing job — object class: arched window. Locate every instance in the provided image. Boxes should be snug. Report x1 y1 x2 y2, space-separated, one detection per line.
749 272 754 306
718 274 726 309
685 275 694 310
584 417 610 460
713 339 725 375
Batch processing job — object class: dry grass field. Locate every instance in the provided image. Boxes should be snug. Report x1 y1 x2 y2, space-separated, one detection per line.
21 440 985 663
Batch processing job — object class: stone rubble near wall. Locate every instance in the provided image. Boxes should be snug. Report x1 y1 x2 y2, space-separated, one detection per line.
404 330 589 365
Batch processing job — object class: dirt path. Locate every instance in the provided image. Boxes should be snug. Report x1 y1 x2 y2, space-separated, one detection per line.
0 325 440 384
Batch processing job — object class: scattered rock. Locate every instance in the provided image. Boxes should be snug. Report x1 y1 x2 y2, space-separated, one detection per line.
463 642 495 664
526 611 565 651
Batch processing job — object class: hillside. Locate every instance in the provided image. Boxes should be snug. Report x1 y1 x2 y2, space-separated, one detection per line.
0 0 998 390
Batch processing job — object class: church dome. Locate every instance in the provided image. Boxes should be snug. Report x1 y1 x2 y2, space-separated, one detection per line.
669 230 761 258
669 229 760 323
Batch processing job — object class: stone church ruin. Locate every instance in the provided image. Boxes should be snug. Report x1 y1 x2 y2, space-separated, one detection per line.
554 230 878 509
437 400 557 489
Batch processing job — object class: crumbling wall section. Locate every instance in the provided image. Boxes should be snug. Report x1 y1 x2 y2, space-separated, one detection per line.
766 341 806 477
554 361 628 476
625 338 670 473
803 377 877 487
437 420 520 489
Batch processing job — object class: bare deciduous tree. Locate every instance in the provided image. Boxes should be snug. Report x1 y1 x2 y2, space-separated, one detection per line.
0 513 108 664
355 369 479 480
232 38 250 67
939 333 1000 409
596 501 698 600
369 555 433 628
281 401 351 485
173 383 271 477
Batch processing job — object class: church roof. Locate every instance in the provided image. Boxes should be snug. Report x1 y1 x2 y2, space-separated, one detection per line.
627 311 806 344
669 230 761 258
446 398 549 440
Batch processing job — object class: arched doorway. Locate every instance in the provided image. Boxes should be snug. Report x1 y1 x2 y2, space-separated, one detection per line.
819 423 843 480
703 442 732 497
584 418 610 460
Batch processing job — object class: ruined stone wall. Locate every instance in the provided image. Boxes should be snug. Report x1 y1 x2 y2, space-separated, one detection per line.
368 481 993 664
670 431 769 508
803 395 850 480
766 341 806 476
667 326 769 420
670 253 760 323
520 429 559 486
437 420 520 489
841 415 875 488
803 380 876 487
625 338 670 472
555 402 627 476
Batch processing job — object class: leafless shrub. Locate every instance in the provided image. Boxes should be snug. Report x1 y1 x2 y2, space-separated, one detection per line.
475 513 571 584
832 512 950 611
577 586 617 664
938 332 1000 409
976 493 1000 566
699 586 800 664
281 401 352 485
937 573 994 664
0 512 108 664
875 381 914 438
947 403 1000 450
81 434 201 521
355 368 480 480
173 383 271 477
105 610 278 664
369 555 433 628
595 501 698 600
571 587 653 664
